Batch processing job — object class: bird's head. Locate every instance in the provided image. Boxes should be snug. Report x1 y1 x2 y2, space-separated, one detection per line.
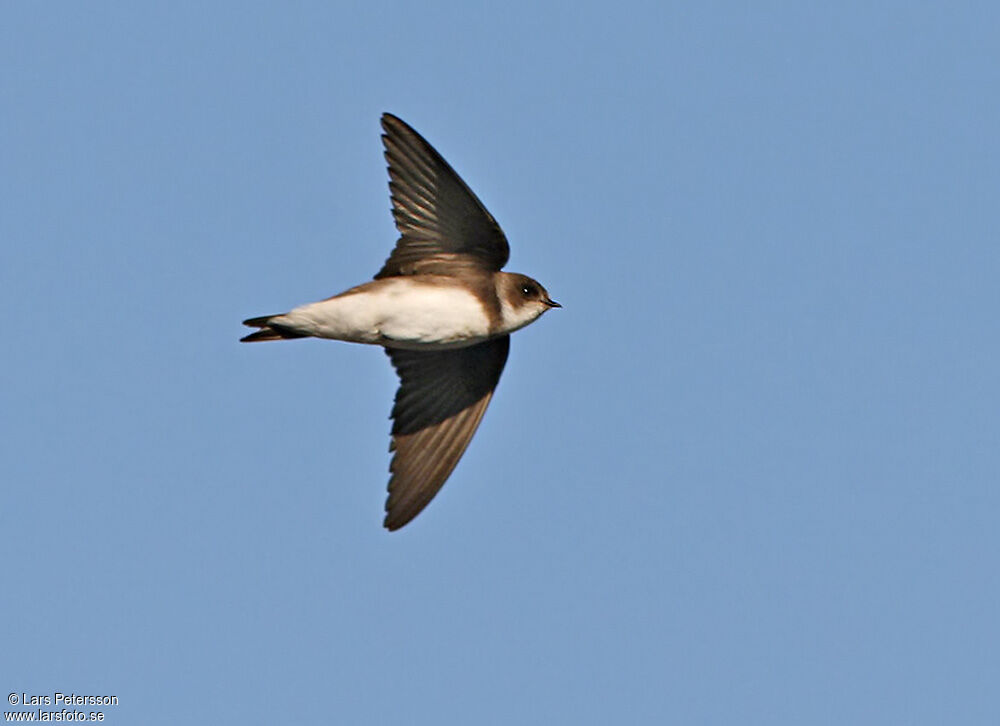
497 272 560 332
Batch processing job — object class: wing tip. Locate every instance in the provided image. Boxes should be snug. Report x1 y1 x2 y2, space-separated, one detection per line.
381 112 408 134
382 514 407 532
383 496 420 532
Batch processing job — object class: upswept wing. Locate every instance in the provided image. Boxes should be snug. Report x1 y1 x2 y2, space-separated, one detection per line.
377 113 510 278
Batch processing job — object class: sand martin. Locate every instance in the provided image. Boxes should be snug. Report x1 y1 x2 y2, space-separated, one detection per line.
241 113 559 530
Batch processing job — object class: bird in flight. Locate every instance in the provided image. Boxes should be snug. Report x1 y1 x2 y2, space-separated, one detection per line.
241 114 559 530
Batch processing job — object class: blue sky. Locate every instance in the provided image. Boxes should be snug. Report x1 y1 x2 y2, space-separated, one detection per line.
3 2 998 724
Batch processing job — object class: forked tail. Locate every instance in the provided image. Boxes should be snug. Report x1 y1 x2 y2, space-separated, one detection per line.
240 315 309 343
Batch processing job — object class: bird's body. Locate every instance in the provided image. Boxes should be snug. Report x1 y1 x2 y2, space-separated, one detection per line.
273 277 493 349
242 114 558 530
259 271 547 351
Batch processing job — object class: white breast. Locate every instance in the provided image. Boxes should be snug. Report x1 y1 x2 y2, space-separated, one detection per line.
278 279 492 349
498 295 545 334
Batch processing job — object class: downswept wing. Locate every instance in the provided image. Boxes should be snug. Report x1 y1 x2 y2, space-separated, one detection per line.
377 113 510 278
383 336 510 530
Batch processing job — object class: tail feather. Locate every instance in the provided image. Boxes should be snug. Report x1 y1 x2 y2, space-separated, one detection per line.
240 314 308 343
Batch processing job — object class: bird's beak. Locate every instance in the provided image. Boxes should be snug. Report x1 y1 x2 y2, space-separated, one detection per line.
543 298 561 308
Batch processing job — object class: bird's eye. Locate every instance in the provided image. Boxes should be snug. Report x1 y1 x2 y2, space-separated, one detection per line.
521 284 535 297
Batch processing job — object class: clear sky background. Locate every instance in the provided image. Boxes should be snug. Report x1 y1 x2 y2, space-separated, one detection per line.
3 2 998 724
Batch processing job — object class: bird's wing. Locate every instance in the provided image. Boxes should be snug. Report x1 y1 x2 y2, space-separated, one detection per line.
376 113 510 278
382 335 510 530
